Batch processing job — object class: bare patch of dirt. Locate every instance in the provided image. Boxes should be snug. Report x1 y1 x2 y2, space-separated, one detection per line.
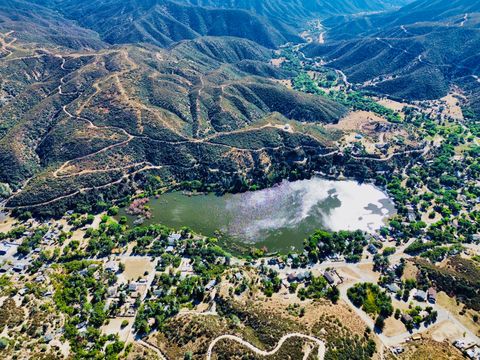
398 339 463 360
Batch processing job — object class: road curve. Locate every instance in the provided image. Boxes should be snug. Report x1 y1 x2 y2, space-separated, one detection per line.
206 333 326 360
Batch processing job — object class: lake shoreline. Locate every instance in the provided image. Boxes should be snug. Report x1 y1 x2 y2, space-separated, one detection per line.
119 176 396 253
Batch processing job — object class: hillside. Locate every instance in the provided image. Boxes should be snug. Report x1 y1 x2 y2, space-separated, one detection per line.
25 0 413 49
0 34 347 212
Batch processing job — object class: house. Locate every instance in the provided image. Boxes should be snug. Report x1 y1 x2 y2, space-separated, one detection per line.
414 290 427 302
165 246 174 253
296 271 311 282
44 333 54 343
453 340 476 351
401 314 413 323
268 258 278 266
105 261 119 273
79 269 89 276
234 272 243 281
128 283 138 292
386 283 401 293
167 233 181 245
391 346 404 355
411 334 422 341
367 244 378 254
466 346 480 360
287 273 297 282
0 242 10 256
0 263 10 273
427 287 437 303
12 262 27 272
205 279 217 291
323 271 336 285
107 287 118 298
153 288 163 297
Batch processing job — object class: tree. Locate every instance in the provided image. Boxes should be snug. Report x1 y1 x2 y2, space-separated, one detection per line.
327 286 340 304
19 211 32 221
375 316 385 332
0 338 8 350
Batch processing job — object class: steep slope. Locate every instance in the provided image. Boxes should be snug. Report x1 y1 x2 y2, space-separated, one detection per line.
184 0 412 27
39 0 301 48
0 35 346 212
305 22 480 101
28 0 414 49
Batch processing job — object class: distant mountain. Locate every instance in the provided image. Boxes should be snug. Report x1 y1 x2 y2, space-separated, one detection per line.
25 0 413 49
324 0 480 40
183 0 412 27
304 0 480 108
50 0 300 48
0 0 104 49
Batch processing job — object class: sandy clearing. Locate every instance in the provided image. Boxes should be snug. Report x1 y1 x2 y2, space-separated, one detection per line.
102 317 132 342
427 319 466 342
437 292 480 336
440 94 464 120
383 316 406 337
122 257 155 281
328 110 387 131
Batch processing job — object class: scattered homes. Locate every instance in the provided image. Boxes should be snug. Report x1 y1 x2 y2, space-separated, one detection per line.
454 340 480 360
465 346 480 360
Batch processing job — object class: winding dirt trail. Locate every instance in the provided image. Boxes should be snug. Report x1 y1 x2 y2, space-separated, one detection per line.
7 163 163 209
0 31 17 58
137 339 167 360
206 333 326 360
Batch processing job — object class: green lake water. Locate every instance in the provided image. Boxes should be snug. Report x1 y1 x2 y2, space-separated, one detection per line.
120 178 396 252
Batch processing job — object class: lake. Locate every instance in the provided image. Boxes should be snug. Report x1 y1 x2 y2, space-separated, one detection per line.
120 178 395 252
